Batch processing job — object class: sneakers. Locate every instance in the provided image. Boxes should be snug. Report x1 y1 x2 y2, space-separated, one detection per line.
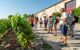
69 34 74 38
60 43 68 47
53 34 57 36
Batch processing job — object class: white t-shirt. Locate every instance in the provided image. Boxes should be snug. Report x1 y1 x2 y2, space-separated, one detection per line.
59 12 68 25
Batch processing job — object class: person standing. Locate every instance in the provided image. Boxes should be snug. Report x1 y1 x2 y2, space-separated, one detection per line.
39 18 43 28
52 13 57 36
29 16 34 31
67 11 78 37
29 16 34 27
44 16 48 30
34 18 38 30
58 8 68 46
48 16 53 33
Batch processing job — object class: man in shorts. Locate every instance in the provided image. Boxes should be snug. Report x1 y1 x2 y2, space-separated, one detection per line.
58 8 68 46
52 13 57 36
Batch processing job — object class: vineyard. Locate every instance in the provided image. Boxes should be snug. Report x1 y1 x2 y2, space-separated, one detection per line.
0 14 34 49
0 14 52 50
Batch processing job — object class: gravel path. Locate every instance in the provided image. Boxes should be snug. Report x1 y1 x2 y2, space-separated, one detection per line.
34 24 80 50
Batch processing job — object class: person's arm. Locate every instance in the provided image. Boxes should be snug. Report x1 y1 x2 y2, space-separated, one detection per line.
57 17 61 20
54 20 56 24
62 18 67 22
57 16 66 22
61 13 67 22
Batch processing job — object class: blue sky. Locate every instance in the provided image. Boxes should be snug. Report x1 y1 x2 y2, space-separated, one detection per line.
0 0 60 18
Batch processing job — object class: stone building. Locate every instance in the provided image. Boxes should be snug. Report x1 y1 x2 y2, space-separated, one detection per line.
35 0 80 20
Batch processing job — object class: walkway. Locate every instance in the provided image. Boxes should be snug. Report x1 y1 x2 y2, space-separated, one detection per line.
34 24 80 50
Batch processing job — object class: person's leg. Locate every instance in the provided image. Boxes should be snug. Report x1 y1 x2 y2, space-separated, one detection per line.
54 30 57 36
34 23 36 30
40 24 41 28
49 25 52 33
35 24 37 30
63 25 68 45
59 25 64 43
53 24 57 36
31 23 34 31
54 24 57 36
45 24 47 30
63 35 67 44
67 25 71 36
41 24 42 28
44 24 46 30
48 28 50 33
40 23 42 28
55 24 57 35
60 36 64 43
60 36 67 46
50 28 51 33
70 25 74 37
60 25 68 46
50 27 52 33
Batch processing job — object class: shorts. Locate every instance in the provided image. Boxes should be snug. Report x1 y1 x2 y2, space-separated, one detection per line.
48 24 53 28
53 24 57 30
60 25 68 36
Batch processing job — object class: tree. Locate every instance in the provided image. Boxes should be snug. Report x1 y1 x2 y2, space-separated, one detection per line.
73 6 80 16
8 15 13 20
23 14 29 18
52 12 61 17
73 6 80 23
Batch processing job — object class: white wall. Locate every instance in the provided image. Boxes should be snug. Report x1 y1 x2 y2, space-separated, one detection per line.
76 0 80 8
36 0 71 20
45 6 55 17
36 12 43 20
55 2 65 12
55 0 71 12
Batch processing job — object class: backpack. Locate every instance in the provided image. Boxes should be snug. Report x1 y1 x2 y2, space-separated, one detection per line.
55 19 59 24
67 14 79 25
74 15 78 23
67 13 79 25
66 14 73 25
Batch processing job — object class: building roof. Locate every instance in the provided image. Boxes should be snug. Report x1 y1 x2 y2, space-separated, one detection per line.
35 0 66 14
